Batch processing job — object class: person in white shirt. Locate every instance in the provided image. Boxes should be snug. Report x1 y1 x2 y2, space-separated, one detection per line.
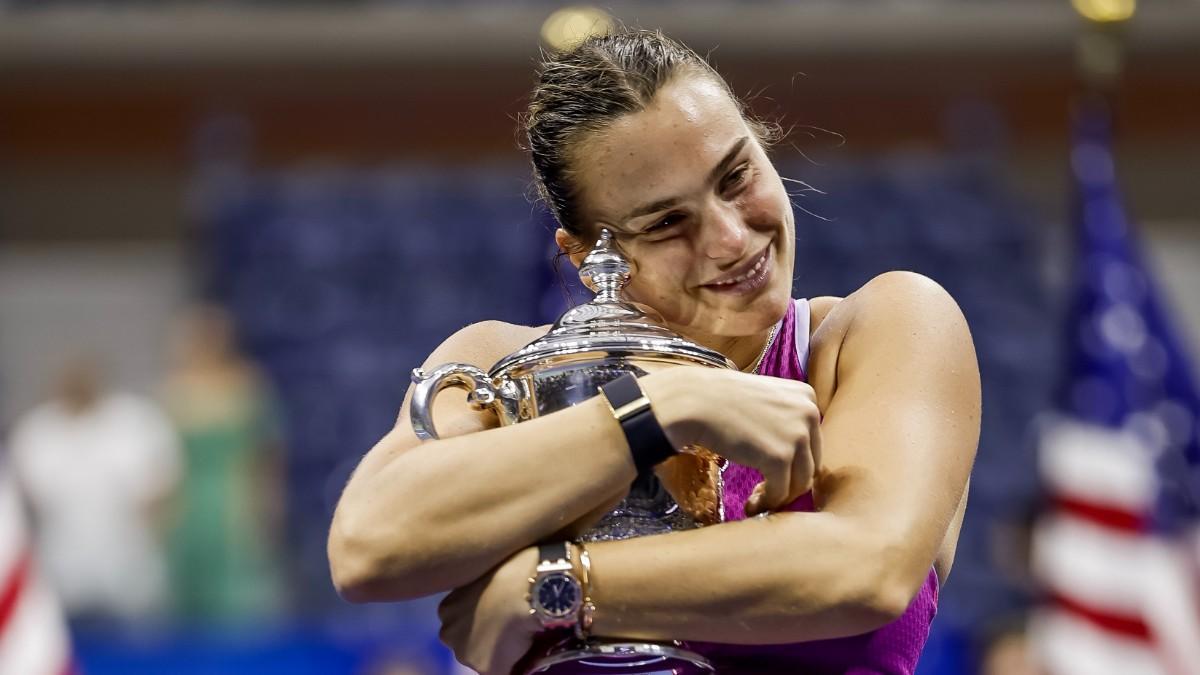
8 356 182 625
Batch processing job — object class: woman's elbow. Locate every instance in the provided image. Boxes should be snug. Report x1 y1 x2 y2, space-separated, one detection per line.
794 523 926 634
859 578 919 629
813 576 910 635
327 507 424 603
851 538 930 630
328 512 383 603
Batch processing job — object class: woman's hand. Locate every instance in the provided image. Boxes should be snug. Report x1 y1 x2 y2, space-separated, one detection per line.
643 367 823 515
438 547 541 675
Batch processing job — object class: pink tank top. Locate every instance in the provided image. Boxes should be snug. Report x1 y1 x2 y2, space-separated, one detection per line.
696 298 939 674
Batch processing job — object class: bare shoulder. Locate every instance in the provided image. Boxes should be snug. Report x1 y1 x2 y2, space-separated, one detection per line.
815 271 968 346
807 296 842 335
806 272 975 409
841 270 971 342
420 320 548 372
394 320 547 434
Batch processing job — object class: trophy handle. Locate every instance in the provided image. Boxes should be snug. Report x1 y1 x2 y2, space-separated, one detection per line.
409 363 520 440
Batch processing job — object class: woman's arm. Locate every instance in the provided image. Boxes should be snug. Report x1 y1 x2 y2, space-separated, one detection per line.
329 321 823 603
329 321 639 602
577 271 980 643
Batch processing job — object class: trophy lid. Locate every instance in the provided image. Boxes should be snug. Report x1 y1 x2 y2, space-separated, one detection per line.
492 230 736 376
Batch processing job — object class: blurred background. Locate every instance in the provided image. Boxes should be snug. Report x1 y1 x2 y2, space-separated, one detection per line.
1 1 1197 674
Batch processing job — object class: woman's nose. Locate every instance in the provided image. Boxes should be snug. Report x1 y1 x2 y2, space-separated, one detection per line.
699 204 750 262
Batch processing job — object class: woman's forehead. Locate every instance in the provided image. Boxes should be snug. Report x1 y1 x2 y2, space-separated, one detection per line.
573 76 751 224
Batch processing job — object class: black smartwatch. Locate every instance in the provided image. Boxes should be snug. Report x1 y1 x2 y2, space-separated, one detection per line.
600 373 678 474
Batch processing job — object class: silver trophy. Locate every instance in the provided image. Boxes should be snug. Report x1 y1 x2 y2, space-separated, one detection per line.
410 230 733 674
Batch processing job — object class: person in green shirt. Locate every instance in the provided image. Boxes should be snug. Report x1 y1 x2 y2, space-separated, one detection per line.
164 304 285 626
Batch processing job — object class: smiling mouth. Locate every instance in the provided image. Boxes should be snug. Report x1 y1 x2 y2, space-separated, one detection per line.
704 246 771 288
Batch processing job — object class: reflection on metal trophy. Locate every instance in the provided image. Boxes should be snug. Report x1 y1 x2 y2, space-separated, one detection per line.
410 229 733 674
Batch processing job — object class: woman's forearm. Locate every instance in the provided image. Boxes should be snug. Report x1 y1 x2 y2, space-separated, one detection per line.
585 511 917 644
329 393 637 602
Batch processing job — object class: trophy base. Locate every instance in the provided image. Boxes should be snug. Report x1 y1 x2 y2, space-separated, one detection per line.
526 640 714 674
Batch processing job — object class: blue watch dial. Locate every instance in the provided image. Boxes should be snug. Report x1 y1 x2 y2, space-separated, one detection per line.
537 574 579 616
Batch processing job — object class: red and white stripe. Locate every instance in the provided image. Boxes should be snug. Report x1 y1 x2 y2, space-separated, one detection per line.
1033 418 1200 675
0 470 73 675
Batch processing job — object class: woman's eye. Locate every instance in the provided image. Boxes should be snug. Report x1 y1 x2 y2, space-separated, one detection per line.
722 165 751 194
644 213 684 234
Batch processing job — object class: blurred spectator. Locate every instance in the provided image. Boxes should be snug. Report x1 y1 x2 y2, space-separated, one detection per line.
7 354 181 627
163 303 286 626
978 617 1046 675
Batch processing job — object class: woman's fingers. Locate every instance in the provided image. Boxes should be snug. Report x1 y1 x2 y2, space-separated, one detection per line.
438 584 480 654
789 450 815 504
787 428 815 501
805 411 823 493
758 447 793 514
747 449 791 515
437 591 462 647
780 384 821 507
654 369 823 516
752 416 823 515
745 481 766 516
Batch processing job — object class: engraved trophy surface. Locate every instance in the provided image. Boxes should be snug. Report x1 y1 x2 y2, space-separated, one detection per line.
410 230 733 674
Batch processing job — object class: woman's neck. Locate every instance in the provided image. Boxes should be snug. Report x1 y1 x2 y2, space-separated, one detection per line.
700 326 776 372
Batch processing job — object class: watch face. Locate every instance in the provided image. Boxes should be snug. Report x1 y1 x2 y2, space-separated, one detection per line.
535 573 579 617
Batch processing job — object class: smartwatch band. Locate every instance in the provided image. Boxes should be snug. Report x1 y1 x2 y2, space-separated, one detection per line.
600 373 677 474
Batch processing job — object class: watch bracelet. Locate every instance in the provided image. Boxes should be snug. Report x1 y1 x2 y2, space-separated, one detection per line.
574 541 595 641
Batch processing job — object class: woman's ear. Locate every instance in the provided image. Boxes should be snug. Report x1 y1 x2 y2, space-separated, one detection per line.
554 228 590 269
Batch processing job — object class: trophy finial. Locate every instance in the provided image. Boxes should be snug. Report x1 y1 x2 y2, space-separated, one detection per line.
579 228 630 302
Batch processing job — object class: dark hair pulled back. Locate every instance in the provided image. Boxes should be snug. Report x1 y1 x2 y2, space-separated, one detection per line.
523 29 779 238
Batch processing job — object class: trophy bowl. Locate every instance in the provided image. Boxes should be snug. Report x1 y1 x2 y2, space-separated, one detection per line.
410 230 732 674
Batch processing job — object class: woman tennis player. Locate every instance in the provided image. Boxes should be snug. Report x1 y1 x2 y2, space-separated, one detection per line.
328 30 979 675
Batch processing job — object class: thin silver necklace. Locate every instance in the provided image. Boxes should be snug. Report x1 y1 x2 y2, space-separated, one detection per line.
722 321 780 494
744 323 780 374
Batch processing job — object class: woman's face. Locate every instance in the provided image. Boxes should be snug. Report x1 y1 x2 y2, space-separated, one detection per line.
563 73 795 345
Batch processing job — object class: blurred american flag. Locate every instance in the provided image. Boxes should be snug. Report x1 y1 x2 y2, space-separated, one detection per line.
0 466 73 675
1031 100 1200 675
